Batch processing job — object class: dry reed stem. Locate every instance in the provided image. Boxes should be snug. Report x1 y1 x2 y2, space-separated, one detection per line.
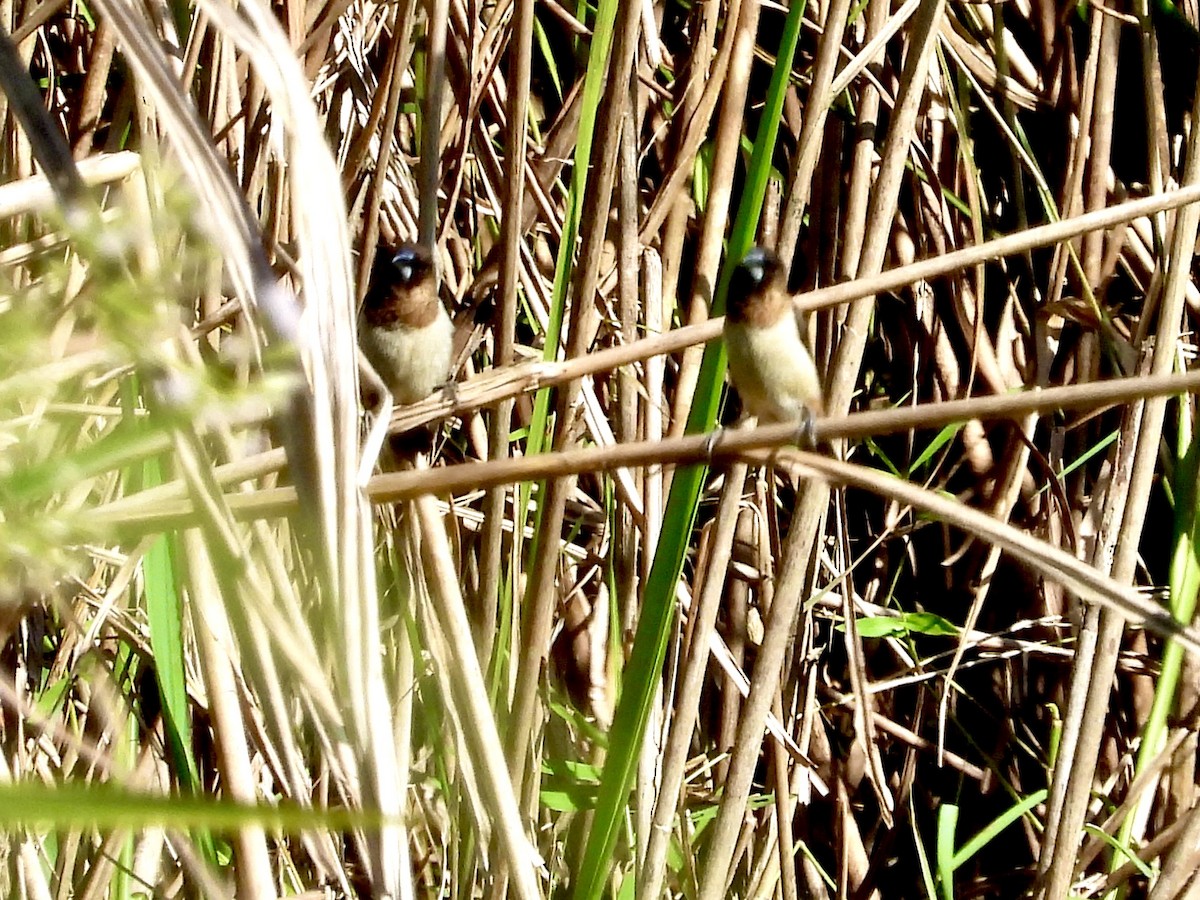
7 0 1200 893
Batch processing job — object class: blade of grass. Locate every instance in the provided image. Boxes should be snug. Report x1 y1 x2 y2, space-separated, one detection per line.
950 788 1047 870
509 0 620 604
0 781 395 832
936 803 958 900
504 0 619 775
573 2 807 895
1113 398 1200 857
911 794 938 900
132 390 217 867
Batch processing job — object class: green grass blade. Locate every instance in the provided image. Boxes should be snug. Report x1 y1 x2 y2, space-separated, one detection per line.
910 794 938 900
137 450 218 867
908 423 964 476
515 0 619 600
950 788 1047 870
936 803 958 900
572 3 807 895
0 781 394 833
1086 824 1155 878
1114 399 1200 858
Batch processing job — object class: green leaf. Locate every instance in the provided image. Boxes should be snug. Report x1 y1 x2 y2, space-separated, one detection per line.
936 803 958 900
1084 824 1154 878
908 423 963 476
0 781 394 833
533 17 564 101
574 1 808 894
1 418 164 507
951 789 1046 870
855 613 959 638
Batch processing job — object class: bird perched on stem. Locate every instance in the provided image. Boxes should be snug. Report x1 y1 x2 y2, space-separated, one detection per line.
723 246 824 442
359 241 454 407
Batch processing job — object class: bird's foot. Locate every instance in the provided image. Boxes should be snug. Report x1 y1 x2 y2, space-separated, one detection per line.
795 407 818 449
703 426 725 462
439 378 459 407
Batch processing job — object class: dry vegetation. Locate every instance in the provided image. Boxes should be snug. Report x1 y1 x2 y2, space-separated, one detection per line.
2 0 1200 897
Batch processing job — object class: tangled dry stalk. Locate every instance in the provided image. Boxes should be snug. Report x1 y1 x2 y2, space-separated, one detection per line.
1 0 1200 897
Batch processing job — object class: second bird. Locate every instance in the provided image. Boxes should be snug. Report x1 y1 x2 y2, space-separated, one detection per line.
359 242 454 406
724 246 824 428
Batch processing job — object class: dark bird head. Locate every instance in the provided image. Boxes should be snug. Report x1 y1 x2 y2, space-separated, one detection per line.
387 244 432 284
362 242 440 328
726 246 789 326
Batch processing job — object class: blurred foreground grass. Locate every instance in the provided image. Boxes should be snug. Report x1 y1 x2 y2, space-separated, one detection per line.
1 1 1200 898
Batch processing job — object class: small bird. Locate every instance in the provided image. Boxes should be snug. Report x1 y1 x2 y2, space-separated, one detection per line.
723 246 824 438
359 242 454 406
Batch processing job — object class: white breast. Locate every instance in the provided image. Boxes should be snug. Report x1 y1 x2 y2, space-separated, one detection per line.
360 307 454 405
724 315 821 423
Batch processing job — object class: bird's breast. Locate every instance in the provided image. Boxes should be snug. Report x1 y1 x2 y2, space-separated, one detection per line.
360 306 454 405
725 316 822 422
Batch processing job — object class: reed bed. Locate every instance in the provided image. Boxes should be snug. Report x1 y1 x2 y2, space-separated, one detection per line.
1 0 1199 897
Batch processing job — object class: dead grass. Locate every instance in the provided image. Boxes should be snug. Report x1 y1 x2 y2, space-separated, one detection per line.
1 0 1199 897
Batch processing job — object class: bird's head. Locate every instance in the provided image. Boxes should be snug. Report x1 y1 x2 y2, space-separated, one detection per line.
726 246 787 324
387 243 434 286
362 241 440 327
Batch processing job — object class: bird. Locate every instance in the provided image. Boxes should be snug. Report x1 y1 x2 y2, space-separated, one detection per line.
358 241 455 407
723 246 824 441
